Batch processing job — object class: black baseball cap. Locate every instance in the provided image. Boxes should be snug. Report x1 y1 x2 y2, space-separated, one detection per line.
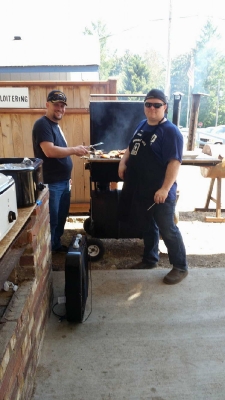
144 89 167 104
47 90 67 105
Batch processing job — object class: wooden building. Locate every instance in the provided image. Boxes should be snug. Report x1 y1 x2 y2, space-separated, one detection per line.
0 79 117 213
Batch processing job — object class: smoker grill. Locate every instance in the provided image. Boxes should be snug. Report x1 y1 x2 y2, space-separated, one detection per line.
83 100 146 260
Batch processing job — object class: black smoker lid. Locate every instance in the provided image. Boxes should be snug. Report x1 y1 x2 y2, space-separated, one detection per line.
90 101 146 152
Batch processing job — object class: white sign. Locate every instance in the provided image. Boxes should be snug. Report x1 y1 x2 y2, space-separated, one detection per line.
0 87 29 108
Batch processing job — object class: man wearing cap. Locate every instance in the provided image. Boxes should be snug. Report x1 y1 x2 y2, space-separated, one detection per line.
118 88 188 284
32 90 88 252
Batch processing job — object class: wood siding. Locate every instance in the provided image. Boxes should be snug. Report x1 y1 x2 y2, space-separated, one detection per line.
0 80 117 212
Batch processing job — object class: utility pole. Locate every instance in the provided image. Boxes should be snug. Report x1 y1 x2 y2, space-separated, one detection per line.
165 0 172 100
186 52 195 128
215 79 221 127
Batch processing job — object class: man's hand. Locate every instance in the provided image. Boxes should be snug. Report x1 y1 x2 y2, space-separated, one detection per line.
73 145 89 156
154 159 181 203
154 188 169 204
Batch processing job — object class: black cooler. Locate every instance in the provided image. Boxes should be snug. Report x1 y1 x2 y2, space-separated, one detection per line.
0 157 45 208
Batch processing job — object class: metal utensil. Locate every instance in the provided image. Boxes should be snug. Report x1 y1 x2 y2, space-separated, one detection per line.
147 202 155 211
87 142 104 148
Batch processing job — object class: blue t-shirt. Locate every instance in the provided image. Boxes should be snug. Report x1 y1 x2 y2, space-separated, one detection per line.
128 119 183 200
130 119 183 164
32 116 73 184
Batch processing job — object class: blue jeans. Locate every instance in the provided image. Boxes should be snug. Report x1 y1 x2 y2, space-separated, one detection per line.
142 200 188 271
48 180 70 251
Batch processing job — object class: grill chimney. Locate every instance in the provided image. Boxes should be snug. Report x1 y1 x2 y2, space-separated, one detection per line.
14 36 22 40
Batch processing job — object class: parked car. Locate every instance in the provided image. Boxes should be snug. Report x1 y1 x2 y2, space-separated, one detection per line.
197 125 225 147
180 125 225 149
196 127 215 148
179 127 210 149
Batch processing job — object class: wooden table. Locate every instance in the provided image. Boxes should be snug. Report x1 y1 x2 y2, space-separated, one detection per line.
181 156 221 167
182 156 224 222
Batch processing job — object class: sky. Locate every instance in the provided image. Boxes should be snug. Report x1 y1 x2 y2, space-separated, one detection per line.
1 0 225 61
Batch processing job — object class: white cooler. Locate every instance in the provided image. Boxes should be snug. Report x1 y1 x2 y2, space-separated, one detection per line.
0 173 18 241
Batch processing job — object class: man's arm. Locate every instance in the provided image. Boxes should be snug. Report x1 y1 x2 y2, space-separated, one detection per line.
118 147 130 180
154 159 181 203
40 141 88 158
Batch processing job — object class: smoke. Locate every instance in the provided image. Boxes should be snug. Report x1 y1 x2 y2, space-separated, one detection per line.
90 101 145 151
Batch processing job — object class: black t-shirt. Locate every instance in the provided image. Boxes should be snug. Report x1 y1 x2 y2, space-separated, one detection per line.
32 116 73 184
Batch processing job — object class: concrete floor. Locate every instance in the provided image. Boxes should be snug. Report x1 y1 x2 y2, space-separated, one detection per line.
32 268 225 400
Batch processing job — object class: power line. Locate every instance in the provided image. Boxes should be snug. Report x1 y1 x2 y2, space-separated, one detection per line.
99 14 225 42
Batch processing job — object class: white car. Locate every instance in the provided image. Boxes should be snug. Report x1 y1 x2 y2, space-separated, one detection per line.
198 125 225 147
180 127 212 148
196 127 215 148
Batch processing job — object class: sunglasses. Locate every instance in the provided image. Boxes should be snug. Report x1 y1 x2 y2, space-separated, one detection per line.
144 102 165 109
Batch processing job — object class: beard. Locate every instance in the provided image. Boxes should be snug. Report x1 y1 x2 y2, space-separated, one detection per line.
53 112 62 121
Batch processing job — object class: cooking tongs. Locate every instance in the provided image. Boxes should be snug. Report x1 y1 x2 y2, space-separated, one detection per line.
86 142 104 150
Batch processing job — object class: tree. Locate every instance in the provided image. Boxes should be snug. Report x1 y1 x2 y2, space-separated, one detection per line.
144 49 166 89
170 19 223 128
83 21 165 95
84 18 225 126
201 55 225 126
118 51 150 95
192 20 224 127
193 19 221 95
83 20 122 80
170 53 191 126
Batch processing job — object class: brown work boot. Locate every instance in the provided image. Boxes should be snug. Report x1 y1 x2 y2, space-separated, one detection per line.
130 261 157 270
163 268 188 285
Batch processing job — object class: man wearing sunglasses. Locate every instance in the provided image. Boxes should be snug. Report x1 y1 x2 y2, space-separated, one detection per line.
32 90 88 253
118 89 188 285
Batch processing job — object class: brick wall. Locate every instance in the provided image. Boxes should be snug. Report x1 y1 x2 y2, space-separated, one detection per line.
0 189 52 400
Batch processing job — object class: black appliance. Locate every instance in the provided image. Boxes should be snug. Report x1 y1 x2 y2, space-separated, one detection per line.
0 157 45 208
65 235 89 323
85 159 143 240
83 100 146 259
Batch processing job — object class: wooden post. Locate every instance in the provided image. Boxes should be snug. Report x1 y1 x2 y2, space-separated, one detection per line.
187 93 209 151
204 178 215 209
187 94 201 150
216 177 222 218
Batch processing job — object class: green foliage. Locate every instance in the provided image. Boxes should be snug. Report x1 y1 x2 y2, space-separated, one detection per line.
84 18 225 127
169 54 191 126
143 49 166 89
193 19 220 94
119 51 150 95
201 56 225 126
83 21 165 96
193 21 224 127
170 19 225 128
83 20 122 80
